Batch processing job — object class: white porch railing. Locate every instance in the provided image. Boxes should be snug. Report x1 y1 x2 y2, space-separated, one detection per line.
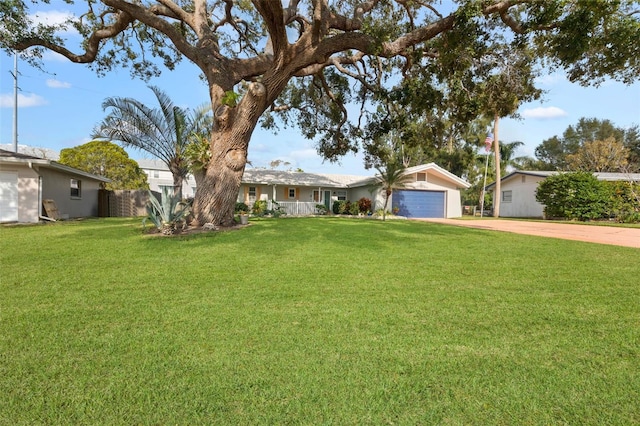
270 200 319 216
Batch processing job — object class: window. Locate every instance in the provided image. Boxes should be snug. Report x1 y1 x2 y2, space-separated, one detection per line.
416 173 427 182
502 190 512 203
70 179 81 198
521 175 526 183
153 170 160 179
313 190 321 202
288 188 296 199
336 190 347 201
248 186 257 202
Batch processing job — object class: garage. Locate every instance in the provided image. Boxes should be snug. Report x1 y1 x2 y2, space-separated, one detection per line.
394 189 445 218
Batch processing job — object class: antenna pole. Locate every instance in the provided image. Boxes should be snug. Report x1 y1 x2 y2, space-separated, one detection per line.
12 51 18 152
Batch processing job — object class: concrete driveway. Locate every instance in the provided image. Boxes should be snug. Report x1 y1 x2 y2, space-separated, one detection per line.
420 218 640 248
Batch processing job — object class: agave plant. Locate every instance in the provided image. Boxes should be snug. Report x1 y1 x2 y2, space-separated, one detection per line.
143 187 192 235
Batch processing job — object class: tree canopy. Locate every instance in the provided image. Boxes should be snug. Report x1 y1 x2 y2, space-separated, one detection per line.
3 0 639 226
59 140 149 191
534 118 640 171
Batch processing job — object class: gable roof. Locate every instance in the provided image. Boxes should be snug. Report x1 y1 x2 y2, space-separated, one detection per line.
0 149 111 182
485 170 640 190
350 163 471 189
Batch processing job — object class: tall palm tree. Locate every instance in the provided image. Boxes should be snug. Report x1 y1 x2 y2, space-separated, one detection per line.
375 161 413 221
93 85 191 199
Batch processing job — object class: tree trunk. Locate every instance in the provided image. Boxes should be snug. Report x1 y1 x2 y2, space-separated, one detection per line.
192 82 268 226
493 114 501 218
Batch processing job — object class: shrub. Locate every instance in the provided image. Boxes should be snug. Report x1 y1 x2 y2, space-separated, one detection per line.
535 172 609 221
252 199 268 216
349 201 360 215
266 201 286 218
357 197 372 213
235 202 249 214
338 200 349 214
315 204 328 215
332 200 340 215
606 181 640 221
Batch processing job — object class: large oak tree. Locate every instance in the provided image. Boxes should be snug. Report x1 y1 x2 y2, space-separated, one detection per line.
2 1 639 226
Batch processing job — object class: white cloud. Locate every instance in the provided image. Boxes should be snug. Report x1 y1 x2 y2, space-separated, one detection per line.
289 148 319 161
28 10 80 37
46 79 72 89
535 72 566 86
0 93 48 108
30 10 75 27
522 106 568 119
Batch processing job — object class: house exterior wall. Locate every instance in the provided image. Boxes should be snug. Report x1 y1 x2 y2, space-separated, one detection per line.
142 167 197 198
496 175 546 218
39 167 102 218
0 164 40 223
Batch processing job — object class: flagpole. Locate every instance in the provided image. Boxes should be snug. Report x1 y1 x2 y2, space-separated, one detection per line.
480 151 490 217
480 132 493 217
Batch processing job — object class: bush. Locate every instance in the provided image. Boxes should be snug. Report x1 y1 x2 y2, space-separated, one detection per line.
357 197 372 214
535 172 609 221
332 200 340 215
315 204 328 215
252 199 268 216
606 181 640 221
235 202 249 214
349 201 360 215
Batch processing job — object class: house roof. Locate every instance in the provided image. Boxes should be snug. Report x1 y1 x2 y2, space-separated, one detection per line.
241 168 367 188
242 162 471 189
485 170 640 190
351 163 471 189
0 149 111 182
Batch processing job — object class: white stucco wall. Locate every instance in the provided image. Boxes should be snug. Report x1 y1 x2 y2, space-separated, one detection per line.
496 174 546 218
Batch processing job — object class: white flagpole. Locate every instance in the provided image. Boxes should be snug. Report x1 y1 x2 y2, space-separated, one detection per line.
480 150 490 217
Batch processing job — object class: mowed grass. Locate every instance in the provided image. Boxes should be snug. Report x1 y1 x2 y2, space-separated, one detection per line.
0 217 638 424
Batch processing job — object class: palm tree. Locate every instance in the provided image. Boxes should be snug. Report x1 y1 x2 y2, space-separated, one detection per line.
93 85 191 199
375 161 413 221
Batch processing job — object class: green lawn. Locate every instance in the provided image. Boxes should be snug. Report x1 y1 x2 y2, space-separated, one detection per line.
1 217 638 424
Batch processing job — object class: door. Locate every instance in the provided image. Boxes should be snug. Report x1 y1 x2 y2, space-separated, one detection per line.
394 190 445 218
0 172 19 222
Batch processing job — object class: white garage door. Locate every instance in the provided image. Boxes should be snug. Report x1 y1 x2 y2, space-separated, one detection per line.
0 172 19 222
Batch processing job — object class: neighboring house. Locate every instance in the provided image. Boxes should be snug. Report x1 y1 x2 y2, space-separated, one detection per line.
0 149 110 223
485 170 640 218
137 159 197 198
239 163 470 218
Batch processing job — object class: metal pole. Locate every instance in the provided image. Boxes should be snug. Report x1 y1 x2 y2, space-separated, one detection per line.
480 151 490 217
13 51 19 152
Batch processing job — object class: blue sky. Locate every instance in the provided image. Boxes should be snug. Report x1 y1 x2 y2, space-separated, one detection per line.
1 8 639 176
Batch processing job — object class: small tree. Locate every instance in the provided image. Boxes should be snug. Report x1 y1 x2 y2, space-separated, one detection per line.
94 86 192 199
375 162 413 221
59 141 149 191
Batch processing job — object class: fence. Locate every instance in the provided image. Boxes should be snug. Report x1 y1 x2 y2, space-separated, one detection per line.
98 190 157 217
272 200 319 216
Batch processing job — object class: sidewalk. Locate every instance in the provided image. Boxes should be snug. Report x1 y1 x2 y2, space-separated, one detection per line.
419 218 640 248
